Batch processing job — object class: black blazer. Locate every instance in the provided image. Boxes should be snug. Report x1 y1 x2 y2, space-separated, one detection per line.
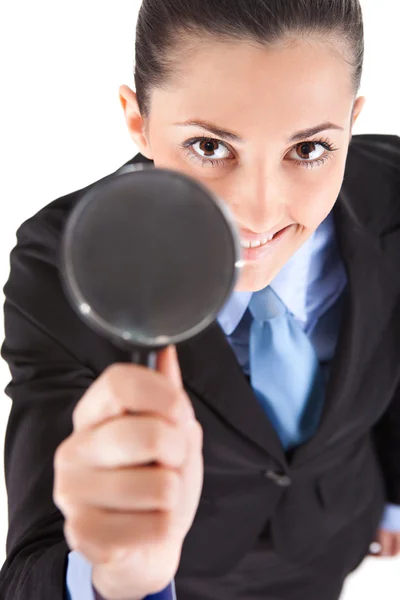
1 134 400 599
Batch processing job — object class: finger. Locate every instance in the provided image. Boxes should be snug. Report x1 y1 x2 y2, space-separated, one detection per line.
377 529 396 557
394 533 400 557
55 465 181 512
157 345 194 420
64 505 174 565
73 362 189 432
59 415 188 469
156 345 183 390
176 419 204 532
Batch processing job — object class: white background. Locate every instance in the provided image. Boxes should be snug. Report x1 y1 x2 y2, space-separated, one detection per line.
1 1 399 597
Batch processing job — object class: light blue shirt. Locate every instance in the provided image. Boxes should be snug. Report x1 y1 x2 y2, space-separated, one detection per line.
66 211 400 600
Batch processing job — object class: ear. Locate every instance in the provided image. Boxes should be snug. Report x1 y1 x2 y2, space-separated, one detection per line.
351 95 367 130
119 85 153 159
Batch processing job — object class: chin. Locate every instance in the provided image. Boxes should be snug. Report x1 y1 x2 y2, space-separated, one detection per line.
234 268 275 293
234 225 312 292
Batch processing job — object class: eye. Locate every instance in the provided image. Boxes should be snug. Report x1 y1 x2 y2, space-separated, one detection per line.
292 142 325 161
181 137 233 167
180 136 338 169
194 138 231 160
289 139 338 169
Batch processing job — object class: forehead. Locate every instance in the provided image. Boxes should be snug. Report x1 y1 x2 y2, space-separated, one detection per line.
151 36 354 136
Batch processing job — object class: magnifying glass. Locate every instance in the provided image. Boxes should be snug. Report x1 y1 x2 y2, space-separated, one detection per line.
61 163 243 367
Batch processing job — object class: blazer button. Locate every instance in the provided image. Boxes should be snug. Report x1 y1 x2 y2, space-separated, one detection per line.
263 469 292 487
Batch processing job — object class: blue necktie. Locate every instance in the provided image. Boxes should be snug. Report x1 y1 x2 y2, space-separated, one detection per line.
248 286 325 450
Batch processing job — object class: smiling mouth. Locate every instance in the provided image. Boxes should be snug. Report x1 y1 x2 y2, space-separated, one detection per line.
239 224 294 248
238 225 295 260
240 234 275 248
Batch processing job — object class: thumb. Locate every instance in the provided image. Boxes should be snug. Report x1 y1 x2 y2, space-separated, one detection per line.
156 344 196 424
156 344 184 390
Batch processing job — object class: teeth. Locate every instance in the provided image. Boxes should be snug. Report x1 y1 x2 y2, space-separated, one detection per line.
240 233 274 249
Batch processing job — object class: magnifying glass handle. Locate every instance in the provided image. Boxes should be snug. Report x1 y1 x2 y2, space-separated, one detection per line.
130 348 158 368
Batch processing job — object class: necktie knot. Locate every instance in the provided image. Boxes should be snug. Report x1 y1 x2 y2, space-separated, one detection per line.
248 286 288 322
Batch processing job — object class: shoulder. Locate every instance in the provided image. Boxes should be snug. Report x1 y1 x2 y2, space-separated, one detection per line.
9 151 151 269
347 133 400 179
15 157 139 254
2 155 144 371
342 133 400 227
14 151 150 253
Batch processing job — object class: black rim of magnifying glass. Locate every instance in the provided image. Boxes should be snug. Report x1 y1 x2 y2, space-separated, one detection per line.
60 163 243 353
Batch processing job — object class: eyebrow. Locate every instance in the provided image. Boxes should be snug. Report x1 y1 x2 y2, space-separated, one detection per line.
174 120 344 143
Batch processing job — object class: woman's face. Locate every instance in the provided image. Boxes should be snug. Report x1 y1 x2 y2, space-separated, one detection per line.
120 36 365 292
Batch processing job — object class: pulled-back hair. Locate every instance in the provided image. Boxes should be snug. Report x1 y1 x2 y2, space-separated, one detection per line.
134 0 364 118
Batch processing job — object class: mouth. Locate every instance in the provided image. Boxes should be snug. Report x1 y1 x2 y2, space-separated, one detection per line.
240 232 276 249
239 224 295 261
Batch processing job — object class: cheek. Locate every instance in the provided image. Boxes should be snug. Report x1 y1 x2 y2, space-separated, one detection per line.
152 148 227 204
291 194 335 231
288 169 344 230
149 146 180 170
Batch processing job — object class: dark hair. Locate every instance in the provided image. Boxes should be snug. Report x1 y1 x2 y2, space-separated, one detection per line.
134 0 364 119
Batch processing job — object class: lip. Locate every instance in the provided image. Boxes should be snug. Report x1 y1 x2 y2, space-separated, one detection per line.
239 223 295 242
240 224 294 261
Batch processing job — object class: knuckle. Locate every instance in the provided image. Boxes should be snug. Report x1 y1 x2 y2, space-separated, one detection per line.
103 364 124 399
53 438 70 470
155 470 180 509
63 517 83 550
53 485 74 513
63 521 77 549
104 362 124 378
190 419 203 442
71 399 88 430
53 489 64 511
104 361 130 384
71 404 80 429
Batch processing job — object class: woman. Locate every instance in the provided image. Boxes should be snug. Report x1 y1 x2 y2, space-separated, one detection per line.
1 1 400 599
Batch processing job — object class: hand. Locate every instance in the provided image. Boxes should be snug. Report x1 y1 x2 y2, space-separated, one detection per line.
368 528 400 558
53 345 204 600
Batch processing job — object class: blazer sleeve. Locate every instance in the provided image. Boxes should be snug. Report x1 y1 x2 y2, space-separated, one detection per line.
0 206 117 599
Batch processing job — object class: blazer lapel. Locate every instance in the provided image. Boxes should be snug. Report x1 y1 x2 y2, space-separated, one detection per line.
291 135 400 467
177 322 288 465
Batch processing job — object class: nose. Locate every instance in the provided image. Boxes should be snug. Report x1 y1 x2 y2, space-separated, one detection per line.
236 166 286 233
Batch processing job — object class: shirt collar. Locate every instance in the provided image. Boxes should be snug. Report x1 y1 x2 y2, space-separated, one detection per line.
217 211 336 334
217 289 253 336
